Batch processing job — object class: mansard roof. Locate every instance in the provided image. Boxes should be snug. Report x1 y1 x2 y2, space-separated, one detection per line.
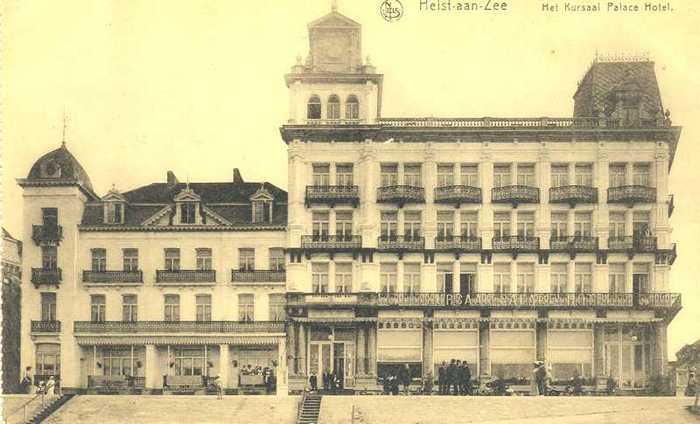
20 145 97 199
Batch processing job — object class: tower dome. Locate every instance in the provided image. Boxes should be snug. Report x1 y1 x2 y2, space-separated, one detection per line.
21 145 96 197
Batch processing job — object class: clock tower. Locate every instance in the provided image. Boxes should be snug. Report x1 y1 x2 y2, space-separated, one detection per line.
308 7 362 73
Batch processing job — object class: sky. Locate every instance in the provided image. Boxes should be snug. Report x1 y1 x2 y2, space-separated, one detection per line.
2 0 699 357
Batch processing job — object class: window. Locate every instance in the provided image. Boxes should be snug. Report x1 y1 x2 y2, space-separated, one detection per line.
269 294 286 321
312 211 330 240
307 95 321 119
610 164 627 188
437 164 454 187
551 264 568 293
380 163 399 186
239 248 255 271
609 212 626 239
196 248 212 271
36 344 60 378
380 211 398 240
517 212 535 239
196 294 212 321
238 294 255 321
574 212 592 237
103 347 134 377
609 263 626 293
633 263 650 293
335 263 353 293
494 263 511 293
327 94 340 119
633 163 651 186
551 212 568 239
551 164 569 187
404 263 421 293
269 248 285 271
165 248 180 271
164 294 180 321
494 212 511 239
575 263 592 293
91 248 107 272
105 202 124 224
41 246 57 270
123 249 138 272
380 263 398 293
461 212 478 239
122 294 137 322
437 211 454 241
517 263 535 293
252 201 270 223
312 164 330 186
404 211 422 240
493 164 511 188
345 95 359 120
404 164 422 187
461 164 479 187
437 263 453 293
632 211 651 238
311 263 329 294
91 294 106 322
41 292 56 321
575 164 593 186
335 211 353 240
336 164 354 186
459 263 477 295
174 347 205 376
517 164 535 186
180 203 196 224
42 208 58 227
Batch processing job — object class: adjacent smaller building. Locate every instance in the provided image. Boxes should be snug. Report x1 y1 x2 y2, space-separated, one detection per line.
2 228 23 393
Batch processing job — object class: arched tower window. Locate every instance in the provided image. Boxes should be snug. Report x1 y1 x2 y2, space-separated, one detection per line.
327 95 340 120
307 95 321 120
345 95 359 120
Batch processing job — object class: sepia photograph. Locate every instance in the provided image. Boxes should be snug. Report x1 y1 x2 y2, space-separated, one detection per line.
1 0 699 422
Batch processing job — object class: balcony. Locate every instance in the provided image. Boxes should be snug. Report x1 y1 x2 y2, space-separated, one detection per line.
549 185 598 206
608 236 657 254
491 185 540 207
305 185 360 208
83 270 143 283
32 224 63 245
231 270 286 283
155 270 216 283
377 235 425 252
74 320 286 334
434 236 482 253
31 268 62 285
434 185 482 206
492 236 540 258
301 235 362 250
607 185 656 204
305 118 361 126
31 320 61 333
377 185 425 207
550 236 598 258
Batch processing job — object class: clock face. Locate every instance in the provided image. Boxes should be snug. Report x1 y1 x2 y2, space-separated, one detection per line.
44 161 61 178
318 34 348 64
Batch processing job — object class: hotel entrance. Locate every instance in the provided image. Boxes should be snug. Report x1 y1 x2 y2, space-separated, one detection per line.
307 327 355 389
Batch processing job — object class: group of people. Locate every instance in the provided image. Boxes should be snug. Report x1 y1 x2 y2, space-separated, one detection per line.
437 360 473 395
381 364 412 395
19 366 57 396
308 369 343 393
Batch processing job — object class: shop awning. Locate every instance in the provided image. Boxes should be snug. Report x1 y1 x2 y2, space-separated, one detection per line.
75 335 284 346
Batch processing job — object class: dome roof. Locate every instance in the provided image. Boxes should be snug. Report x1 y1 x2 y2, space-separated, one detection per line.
25 145 95 194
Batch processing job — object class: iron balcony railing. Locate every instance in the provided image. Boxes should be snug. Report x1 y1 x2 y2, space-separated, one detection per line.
434 185 482 204
434 236 482 252
88 375 145 389
31 268 62 285
156 270 216 283
608 185 656 204
377 117 603 128
377 185 425 204
305 118 361 126
492 236 540 251
305 185 360 207
301 235 362 250
74 320 285 334
607 236 657 252
286 292 681 310
31 224 63 245
549 185 598 205
231 270 286 283
31 320 61 333
377 235 425 251
550 236 599 252
491 185 540 204
83 270 143 283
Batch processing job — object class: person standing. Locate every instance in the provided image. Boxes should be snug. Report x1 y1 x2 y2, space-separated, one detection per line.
322 369 330 392
438 361 447 395
534 361 547 396
464 363 472 395
399 364 411 395
45 376 56 396
20 366 33 394
448 360 458 395
309 372 318 392
457 361 466 395
686 368 697 411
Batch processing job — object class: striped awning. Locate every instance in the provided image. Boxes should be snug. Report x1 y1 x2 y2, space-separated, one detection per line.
292 317 377 323
75 335 284 346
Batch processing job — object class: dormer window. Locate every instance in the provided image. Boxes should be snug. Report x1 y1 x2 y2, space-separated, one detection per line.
173 186 202 225
102 188 127 224
250 185 274 224
181 203 196 224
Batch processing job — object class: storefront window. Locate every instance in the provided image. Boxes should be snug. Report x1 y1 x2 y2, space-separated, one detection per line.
36 344 60 378
490 322 536 384
174 346 205 376
433 321 479 376
547 325 593 384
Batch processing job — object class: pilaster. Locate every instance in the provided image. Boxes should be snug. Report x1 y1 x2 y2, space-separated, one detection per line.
219 344 230 389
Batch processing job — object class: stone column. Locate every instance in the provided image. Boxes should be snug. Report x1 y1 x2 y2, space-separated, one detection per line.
653 322 668 377
145 345 159 391
298 323 307 376
277 338 288 396
593 324 605 384
536 322 547 362
479 321 490 377
423 315 434 378
367 324 377 376
480 148 494 249
356 324 366 375
596 146 610 249
287 323 297 375
219 344 230 389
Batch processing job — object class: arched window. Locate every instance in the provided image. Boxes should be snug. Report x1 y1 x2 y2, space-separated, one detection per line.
345 95 359 120
307 95 321 120
327 95 340 120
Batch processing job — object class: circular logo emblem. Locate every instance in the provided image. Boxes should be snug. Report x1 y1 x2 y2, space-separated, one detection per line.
380 0 404 22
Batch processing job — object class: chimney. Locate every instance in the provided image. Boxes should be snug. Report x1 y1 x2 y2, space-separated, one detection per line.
167 170 179 187
233 168 244 184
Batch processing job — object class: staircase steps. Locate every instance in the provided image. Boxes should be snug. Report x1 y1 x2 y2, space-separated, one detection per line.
26 394 75 423
297 394 323 424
